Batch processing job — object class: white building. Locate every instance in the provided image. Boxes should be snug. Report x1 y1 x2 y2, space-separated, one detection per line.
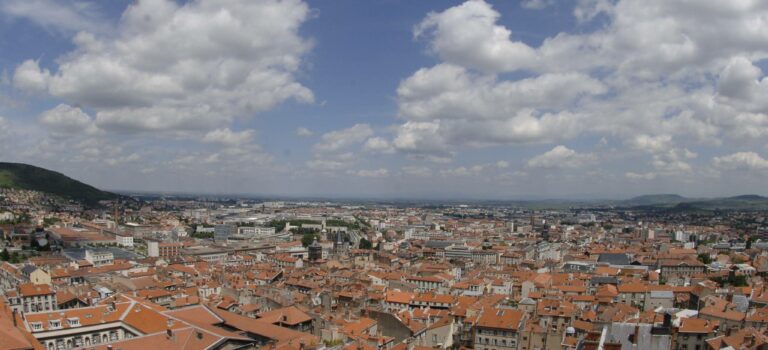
84 250 114 267
115 234 134 248
237 226 276 237
147 241 159 257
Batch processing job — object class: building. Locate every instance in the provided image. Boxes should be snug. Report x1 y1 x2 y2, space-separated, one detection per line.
27 267 51 286
84 250 114 267
659 260 706 282
308 238 323 261
237 226 276 237
115 234 134 247
146 241 159 257
9 283 57 313
675 318 718 350
183 247 229 264
214 224 235 243
474 308 525 350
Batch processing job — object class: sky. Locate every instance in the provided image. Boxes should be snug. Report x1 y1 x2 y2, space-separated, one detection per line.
0 0 768 199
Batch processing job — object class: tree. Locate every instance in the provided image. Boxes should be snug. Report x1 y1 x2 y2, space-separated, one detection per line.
359 238 372 250
301 233 317 247
697 253 712 264
0 249 9 261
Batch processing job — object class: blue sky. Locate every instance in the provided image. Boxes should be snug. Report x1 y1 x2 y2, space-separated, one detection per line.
0 0 767 199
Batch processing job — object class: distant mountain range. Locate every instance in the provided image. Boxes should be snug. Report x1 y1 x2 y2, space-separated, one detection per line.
0 162 766 211
618 194 768 211
0 162 117 206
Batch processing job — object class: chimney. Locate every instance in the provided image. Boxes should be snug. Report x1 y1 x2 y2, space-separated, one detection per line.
166 327 174 339
107 346 113 350
11 309 17 327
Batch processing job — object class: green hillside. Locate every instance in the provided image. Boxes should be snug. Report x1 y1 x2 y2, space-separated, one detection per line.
620 194 690 206
0 162 117 206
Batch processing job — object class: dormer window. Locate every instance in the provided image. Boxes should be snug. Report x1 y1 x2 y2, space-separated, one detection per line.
49 320 61 329
30 322 43 331
67 317 80 327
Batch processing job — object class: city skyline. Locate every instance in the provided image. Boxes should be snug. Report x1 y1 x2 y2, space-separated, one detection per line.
1 0 768 199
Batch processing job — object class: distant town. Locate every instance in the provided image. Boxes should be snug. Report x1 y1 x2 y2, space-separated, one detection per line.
0 185 767 350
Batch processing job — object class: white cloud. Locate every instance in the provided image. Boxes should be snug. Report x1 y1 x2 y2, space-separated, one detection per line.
202 128 255 147
296 127 314 137
713 152 768 171
363 137 395 154
415 0 537 73
521 0 554 10
625 172 657 181
306 152 356 171
13 60 50 92
13 0 314 133
313 124 373 153
351 168 389 178
0 0 108 34
394 0 768 162
38 104 98 134
626 134 672 153
526 145 596 169
496 160 510 169
105 153 140 166
401 165 433 177
440 164 488 177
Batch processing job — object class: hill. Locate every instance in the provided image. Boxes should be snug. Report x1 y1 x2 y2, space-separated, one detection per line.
620 194 690 206
0 162 117 206
673 195 768 211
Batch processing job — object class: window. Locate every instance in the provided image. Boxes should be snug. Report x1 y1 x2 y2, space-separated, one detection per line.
30 322 42 331
433 334 438 343
48 320 61 329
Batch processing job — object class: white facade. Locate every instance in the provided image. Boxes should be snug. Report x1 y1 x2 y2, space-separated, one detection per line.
147 241 159 257
84 250 114 267
115 235 134 247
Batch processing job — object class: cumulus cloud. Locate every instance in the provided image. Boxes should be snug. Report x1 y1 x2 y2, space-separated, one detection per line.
13 0 314 133
394 0 768 163
625 172 657 181
313 124 373 153
38 104 98 134
527 145 596 169
401 165 433 177
713 152 768 171
521 0 554 10
351 168 389 178
0 0 108 34
296 127 314 137
13 60 50 92
202 128 255 147
415 0 537 73
440 164 489 177
363 137 395 154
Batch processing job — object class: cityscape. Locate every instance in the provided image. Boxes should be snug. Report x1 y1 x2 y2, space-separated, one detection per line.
1 1 768 350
